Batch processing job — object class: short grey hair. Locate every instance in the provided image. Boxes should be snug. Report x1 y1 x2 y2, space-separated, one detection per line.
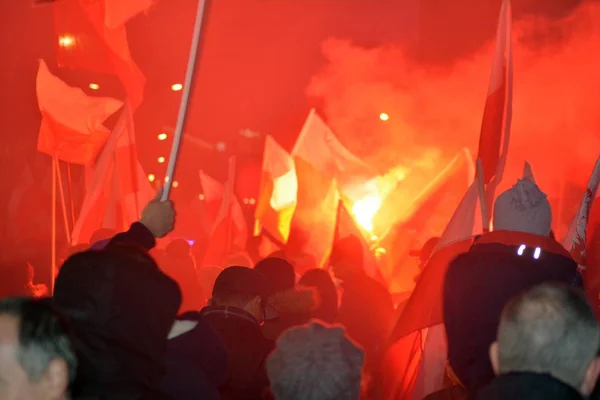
497 283 600 389
0 297 77 385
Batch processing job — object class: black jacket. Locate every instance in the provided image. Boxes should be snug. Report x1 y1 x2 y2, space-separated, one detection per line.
444 230 578 391
472 372 584 400
161 312 229 400
56 223 181 400
201 306 274 400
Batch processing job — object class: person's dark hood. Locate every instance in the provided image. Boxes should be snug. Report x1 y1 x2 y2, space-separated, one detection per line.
444 230 577 391
54 246 181 397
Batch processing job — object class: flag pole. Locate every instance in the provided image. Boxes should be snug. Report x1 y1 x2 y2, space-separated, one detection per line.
225 156 236 255
54 157 72 244
162 0 209 201
66 163 76 227
476 159 490 232
51 156 57 295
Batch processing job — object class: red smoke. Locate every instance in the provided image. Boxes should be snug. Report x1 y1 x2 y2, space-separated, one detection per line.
308 2 600 234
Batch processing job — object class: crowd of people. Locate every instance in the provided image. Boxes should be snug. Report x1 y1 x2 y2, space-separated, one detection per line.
0 178 599 400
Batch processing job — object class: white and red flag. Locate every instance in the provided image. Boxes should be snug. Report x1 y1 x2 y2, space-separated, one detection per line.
477 0 513 204
71 103 153 244
36 59 124 165
201 159 248 265
254 135 298 244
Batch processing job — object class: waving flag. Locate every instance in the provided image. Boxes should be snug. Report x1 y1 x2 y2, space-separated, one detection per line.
72 103 153 244
477 0 513 187
564 158 600 270
53 0 146 110
254 135 298 244
201 160 248 265
36 60 124 165
104 0 154 29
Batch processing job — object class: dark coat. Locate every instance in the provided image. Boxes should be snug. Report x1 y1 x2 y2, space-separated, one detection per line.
444 230 578 391
423 385 469 400
160 312 229 400
338 273 394 364
201 306 275 400
55 223 181 400
472 372 584 400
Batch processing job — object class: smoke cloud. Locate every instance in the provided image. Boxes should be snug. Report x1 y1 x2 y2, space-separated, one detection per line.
308 2 600 222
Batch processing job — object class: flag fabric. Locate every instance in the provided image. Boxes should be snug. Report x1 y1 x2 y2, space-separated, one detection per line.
71 103 153 244
563 158 600 269
104 0 154 29
36 60 124 165
199 170 227 225
53 0 146 110
390 180 482 342
385 182 481 400
254 135 298 244
334 200 386 285
401 149 475 238
290 109 347 267
200 160 248 265
477 0 513 185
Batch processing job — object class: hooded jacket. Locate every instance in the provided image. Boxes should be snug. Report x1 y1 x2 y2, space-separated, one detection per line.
55 223 181 400
443 230 578 392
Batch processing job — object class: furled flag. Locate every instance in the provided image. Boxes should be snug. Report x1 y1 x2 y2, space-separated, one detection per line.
71 103 154 244
200 160 248 265
334 200 386 285
477 0 513 189
563 157 600 278
53 0 146 110
36 59 124 165
254 135 298 244
104 0 155 29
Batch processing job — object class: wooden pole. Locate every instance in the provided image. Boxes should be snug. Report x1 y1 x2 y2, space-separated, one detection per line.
51 157 57 294
66 163 76 227
54 157 72 244
225 156 236 255
476 159 490 232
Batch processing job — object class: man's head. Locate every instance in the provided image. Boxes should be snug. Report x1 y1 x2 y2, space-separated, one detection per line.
211 266 268 321
0 298 76 400
330 235 363 282
267 321 364 400
493 179 552 236
490 283 600 395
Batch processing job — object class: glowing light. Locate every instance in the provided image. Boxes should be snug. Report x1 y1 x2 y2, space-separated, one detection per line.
198 194 205 201
88 83 100 90
243 198 249 205
533 247 541 260
172 181 179 188
249 198 256 205
171 83 183 91
517 244 526 256
158 133 168 141
379 112 389 121
157 156 165 164
352 194 382 232
58 35 75 48
148 174 155 182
